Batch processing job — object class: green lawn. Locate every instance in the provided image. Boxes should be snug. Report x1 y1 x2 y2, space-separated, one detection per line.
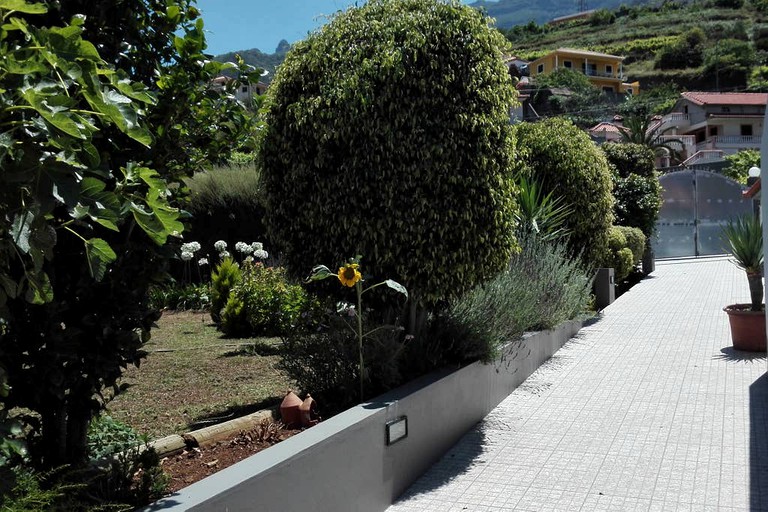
106 310 294 440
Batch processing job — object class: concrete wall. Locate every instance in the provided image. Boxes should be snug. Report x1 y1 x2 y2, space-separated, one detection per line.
143 320 582 512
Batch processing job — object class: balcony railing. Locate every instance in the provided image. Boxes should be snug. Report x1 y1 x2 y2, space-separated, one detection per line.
555 65 624 80
695 136 761 152
682 150 725 166
658 113 690 131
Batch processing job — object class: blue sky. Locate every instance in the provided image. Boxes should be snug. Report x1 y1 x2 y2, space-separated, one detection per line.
195 0 474 56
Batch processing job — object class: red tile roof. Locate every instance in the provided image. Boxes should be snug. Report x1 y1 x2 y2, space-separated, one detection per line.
588 122 622 133
682 92 768 106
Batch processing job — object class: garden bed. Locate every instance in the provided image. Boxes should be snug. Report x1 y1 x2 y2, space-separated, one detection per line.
162 421 299 494
144 319 584 512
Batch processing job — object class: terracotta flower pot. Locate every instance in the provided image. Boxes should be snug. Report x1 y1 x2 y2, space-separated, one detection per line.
724 304 767 352
279 391 303 428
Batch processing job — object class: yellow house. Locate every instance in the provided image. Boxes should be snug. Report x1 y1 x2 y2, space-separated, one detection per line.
529 48 640 95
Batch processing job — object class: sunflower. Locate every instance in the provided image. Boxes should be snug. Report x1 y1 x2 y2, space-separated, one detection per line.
337 262 362 287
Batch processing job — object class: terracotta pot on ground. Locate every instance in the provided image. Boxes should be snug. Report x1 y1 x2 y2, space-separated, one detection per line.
724 304 767 352
279 391 303 428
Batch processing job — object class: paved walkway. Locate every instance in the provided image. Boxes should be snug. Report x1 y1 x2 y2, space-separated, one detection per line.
389 257 768 511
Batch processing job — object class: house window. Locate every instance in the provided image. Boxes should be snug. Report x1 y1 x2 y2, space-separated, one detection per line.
537 63 544 74
564 61 572 69
709 126 718 137
242 86 248 93
741 124 753 136
722 107 730 113
581 63 597 75
602 86 614 93
605 65 613 75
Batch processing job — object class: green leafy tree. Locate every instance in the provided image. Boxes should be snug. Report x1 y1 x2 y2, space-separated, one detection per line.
748 65 768 92
0 0 257 469
704 38 757 86
513 118 614 269
654 27 705 69
259 0 519 311
723 149 760 184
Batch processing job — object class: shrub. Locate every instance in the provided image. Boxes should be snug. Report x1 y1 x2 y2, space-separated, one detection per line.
513 118 614 269
589 9 615 25
259 0 519 308
221 262 311 337
278 309 404 415
210 258 242 323
606 227 636 281
602 143 662 239
0 466 67 511
87 415 141 461
148 283 211 311
417 234 593 368
615 226 646 265
602 143 656 178
612 172 663 239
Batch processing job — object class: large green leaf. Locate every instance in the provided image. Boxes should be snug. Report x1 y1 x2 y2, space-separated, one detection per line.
10 211 33 253
0 0 47 13
84 238 116 281
24 271 53 304
22 88 86 139
130 188 184 246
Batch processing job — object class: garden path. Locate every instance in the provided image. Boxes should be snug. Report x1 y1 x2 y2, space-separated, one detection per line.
389 256 768 511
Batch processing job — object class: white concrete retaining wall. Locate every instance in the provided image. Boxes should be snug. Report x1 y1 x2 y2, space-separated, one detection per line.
143 320 583 512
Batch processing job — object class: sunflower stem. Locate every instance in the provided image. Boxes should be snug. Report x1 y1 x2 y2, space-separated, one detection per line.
356 280 365 403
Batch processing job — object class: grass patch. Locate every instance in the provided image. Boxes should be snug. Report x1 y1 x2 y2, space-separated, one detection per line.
106 311 293 440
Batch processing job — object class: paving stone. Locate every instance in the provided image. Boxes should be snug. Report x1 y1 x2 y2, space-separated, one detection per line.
388 257 768 511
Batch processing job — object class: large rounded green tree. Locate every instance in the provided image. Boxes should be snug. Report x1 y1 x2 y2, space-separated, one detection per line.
259 0 519 308
513 118 614 268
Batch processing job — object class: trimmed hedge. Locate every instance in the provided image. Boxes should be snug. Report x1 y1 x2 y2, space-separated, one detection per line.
513 118 614 269
258 0 519 308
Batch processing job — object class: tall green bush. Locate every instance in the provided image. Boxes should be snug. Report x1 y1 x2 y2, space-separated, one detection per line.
602 143 662 238
258 0 519 309
210 258 242 323
513 118 614 269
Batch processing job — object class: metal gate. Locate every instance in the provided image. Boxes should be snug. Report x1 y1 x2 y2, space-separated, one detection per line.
653 170 753 259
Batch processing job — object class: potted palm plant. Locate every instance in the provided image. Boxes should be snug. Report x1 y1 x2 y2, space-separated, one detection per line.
722 214 765 351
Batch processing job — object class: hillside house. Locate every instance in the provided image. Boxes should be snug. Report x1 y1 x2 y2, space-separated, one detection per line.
655 92 767 167
211 76 268 105
528 48 640 95
548 10 596 25
588 120 624 142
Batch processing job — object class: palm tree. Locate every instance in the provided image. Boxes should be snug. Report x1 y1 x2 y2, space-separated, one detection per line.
617 114 686 164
